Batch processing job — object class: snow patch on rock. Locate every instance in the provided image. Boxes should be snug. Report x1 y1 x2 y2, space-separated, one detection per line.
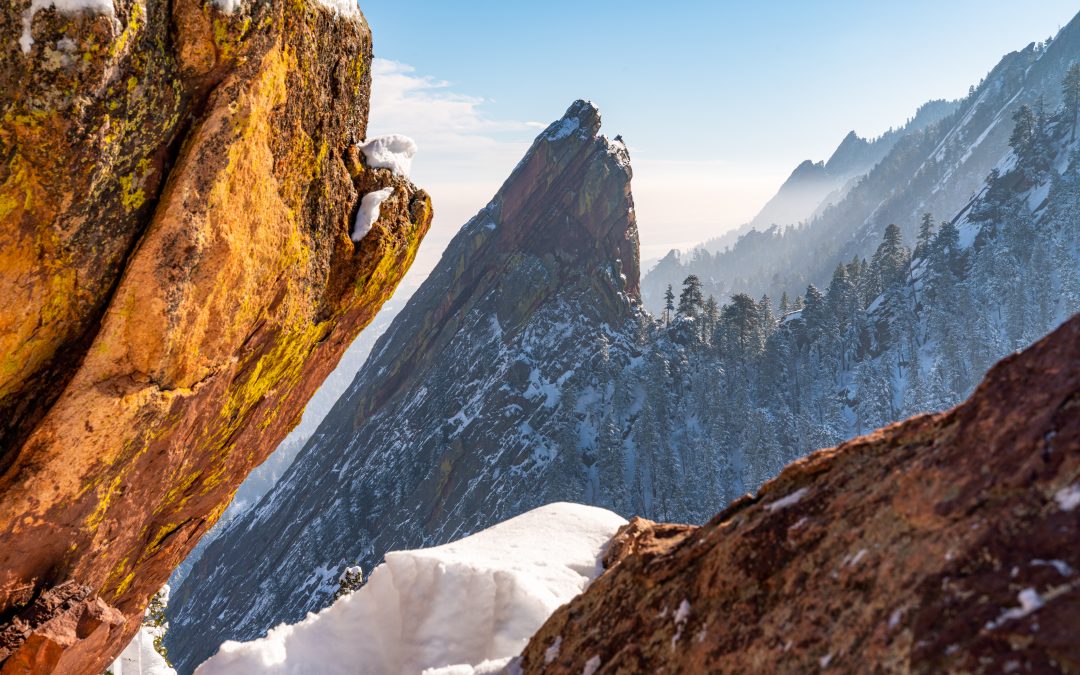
352 187 394 242
546 116 581 141
212 0 359 17
312 0 361 17
194 503 626 675
1055 483 1080 511
543 635 562 664
985 588 1045 630
582 655 602 675
765 487 809 512
20 0 114 53
359 135 418 178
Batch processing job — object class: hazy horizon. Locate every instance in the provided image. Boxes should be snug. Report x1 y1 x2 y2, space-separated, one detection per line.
362 1 1078 288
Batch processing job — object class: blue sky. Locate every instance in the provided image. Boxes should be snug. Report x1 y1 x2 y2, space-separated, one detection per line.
359 1 1079 279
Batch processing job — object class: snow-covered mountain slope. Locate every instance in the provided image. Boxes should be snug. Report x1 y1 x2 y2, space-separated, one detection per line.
754 100 959 235
192 503 625 675
691 99 958 260
165 100 643 672
643 14 1080 309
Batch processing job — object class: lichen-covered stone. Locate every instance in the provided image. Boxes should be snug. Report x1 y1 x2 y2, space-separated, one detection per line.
0 0 430 671
519 316 1080 674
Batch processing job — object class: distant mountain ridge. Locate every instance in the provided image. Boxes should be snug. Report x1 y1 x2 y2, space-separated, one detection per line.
687 99 958 261
644 16 1080 310
752 100 959 236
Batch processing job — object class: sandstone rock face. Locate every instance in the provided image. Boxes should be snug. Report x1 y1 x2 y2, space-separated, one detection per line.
519 316 1080 674
0 0 430 671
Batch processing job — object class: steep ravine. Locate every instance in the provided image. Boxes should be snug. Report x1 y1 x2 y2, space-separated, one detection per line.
0 0 430 672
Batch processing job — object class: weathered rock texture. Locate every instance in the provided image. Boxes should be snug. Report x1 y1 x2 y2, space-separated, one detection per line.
519 315 1080 674
0 0 430 671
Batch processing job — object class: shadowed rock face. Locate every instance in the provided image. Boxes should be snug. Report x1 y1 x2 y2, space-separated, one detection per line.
519 315 1080 674
0 0 430 671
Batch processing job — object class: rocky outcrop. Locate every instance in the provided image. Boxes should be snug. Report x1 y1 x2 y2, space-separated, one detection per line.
164 99 640 672
519 315 1080 673
0 583 126 674
0 0 430 671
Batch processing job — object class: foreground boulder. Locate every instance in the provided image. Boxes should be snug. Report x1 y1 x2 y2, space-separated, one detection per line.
520 315 1080 673
0 0 430 671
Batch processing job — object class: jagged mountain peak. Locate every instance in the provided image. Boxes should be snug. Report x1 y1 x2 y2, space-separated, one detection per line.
824 130 871 173
488 99 639 294
541 98 603 140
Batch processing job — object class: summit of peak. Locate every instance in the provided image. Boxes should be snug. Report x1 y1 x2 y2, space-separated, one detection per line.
542 100 603 142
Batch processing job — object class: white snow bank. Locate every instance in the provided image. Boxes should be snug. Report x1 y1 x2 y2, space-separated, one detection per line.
765 487 808 512
195 503 626 675
212 0 358 17
20 0 114 53
109 627 176 675
352 187 394 242
1055 484 1080 512
359 135 418 178
311 0 360 17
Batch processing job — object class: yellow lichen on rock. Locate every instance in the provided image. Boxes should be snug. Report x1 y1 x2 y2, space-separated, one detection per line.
0 0 430 672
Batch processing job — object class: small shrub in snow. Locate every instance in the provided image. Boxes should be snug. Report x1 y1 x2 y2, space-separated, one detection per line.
334 565 363 600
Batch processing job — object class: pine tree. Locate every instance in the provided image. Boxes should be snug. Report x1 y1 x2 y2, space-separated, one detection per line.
801 284 826 342
1032 96 1053 177
855 360 894 435
703 295 720 342
719 293 763 358
677 275 704 318
779 291 790 315
1009 104 1037 171
930 220 961 276
915 213 935 260
663 284 675 325
1064 62 1080 142
143 585 172 666
758 294 774 332
870 223 910 292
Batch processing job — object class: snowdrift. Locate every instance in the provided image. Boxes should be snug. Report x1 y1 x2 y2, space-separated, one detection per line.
194 503 626 674
109 627 176 675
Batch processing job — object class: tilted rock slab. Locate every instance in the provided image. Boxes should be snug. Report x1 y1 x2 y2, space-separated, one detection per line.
0 0 430 671
519 315 1080 673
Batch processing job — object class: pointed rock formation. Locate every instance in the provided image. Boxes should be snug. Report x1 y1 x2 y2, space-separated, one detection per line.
165 100 639 671
518 315 1080 673
0 0 430 671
